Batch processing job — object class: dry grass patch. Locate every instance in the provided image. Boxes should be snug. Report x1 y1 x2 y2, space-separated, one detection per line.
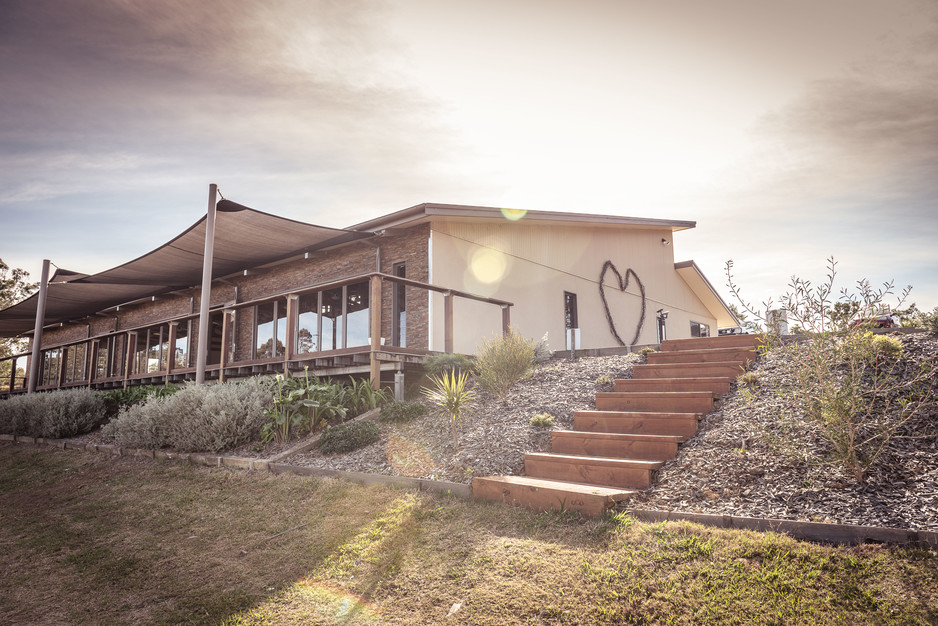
1 443 937 625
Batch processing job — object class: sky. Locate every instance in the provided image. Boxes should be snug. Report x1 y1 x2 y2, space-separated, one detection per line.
1 0 937 319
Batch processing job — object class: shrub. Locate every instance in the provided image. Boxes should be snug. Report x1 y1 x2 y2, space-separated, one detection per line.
866 333 904 359
530 413 555 427
260 373 350 443
379 401 428 423
102 384 179 417
533 332 552 363
102 378 272 452
347 377 390 416
421 369 476 447
639 346 656 357
917 306 938 335
594 374 613 386
319 420 381 454
725 256 936 482
737 372 760 388
424 353 473 378
474 329 535 398
0 388 107 438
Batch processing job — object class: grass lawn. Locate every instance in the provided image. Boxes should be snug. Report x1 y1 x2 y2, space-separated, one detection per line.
1 443 936 625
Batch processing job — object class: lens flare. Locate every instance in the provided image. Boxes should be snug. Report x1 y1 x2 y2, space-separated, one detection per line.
500 207 527 221
469 248 508 284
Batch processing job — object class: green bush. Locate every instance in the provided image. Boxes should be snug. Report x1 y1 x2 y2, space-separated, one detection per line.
530 413 556 427
474 329 535 398
918 306 938 335
101 378 272 452
638 346 656 356
319 420 381 454
424 353 474 378
0 388 107 438
866 333 904 359
101 384 179 417
379 401 428 423
737 372 760 388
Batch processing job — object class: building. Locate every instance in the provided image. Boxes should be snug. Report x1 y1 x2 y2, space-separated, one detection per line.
0 193 737 394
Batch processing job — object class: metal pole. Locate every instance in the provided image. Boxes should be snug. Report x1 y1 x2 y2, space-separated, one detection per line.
195 184 218 385
27 259 51 394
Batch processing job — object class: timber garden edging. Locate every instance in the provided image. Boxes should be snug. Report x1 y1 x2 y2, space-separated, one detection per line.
2 433 935 548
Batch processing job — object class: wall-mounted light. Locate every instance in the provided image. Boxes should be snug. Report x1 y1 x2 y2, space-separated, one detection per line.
661 238 671 246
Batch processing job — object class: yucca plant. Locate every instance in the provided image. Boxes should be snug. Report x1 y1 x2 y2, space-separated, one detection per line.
421 369 475 448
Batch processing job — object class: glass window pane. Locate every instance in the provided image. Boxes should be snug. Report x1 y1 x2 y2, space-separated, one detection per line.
346 282 370 348
276 301 287 356
256 303 275 358
298 293 319 354
321 288 343 351
174 323 189 368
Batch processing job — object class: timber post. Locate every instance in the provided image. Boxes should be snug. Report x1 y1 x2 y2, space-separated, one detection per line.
26 259 51 394
195 183 218 385
369 274 382 388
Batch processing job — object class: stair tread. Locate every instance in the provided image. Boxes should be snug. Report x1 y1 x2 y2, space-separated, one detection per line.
597 390 715 398
474 475 637 498
552 430 684 442
575 410 701 418
525 452 665 469
614 377 733 383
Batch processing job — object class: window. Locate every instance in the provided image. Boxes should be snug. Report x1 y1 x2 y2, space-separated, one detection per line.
392 263 406 347
131 325 171 374
40 348 61 386
564 292 578 329
320 287 344 351
173 322 189 368
64 343 87 383
690 321 710 338
297 293 320 354
346 281 370 348
255 301 287 358
109 334 125 378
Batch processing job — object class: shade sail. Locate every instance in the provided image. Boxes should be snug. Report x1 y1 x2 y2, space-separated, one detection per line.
0 200 374 337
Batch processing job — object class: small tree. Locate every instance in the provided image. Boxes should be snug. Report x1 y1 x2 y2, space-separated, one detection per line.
0 259 38 391
725 257 936 482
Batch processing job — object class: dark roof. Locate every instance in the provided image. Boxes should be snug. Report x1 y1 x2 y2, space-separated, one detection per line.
0 200 372 337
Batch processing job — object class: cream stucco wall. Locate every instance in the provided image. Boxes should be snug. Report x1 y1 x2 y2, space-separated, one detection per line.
427 218 718 354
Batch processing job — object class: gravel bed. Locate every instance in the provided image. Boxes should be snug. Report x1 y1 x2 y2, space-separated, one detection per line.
630 333 938 531
287 355 639 483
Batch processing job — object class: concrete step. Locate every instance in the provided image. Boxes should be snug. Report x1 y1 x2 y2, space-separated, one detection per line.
660 334 763 352
574 410 699 438
595 390 714 413
472 475 637 517
613 377 731 396
646 346 758 365
551 430 681 460
632 361 747 380
524 452 664 489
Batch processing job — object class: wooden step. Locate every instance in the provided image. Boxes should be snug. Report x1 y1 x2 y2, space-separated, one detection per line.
472 475 636 516
613 377 731 396
524 452 664 489
551 430 681 460
574 410 699 438
632 361 747 380
661 334 763 352
646 346 758 365
595 391 714 413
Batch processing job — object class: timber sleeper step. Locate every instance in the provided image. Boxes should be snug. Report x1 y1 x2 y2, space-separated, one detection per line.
551 430 681 460
613 377 731 395
574 410 699 438
632 361 747 380
595 390 715 413
646 346 758 365
524 452 664 489
660 335 763 352
472 475 637 517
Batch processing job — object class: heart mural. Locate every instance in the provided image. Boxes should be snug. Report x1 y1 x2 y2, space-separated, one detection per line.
598 260 646 346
